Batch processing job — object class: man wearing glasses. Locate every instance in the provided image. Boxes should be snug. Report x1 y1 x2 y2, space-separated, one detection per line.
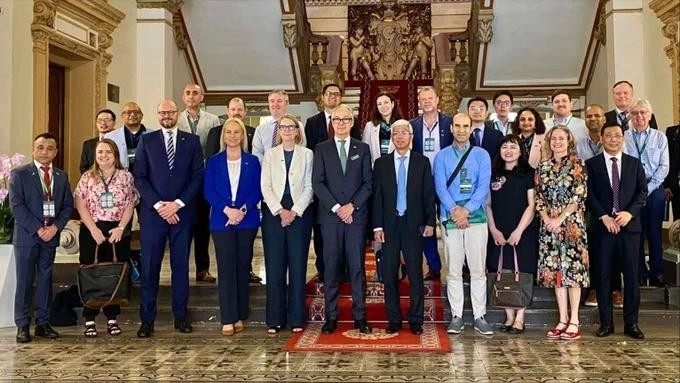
133 100 205 338
312 105 373 335
79 109 117 174
623 99 669 288
252 90 306 163
467 97 503 159
491 91 515 136
305 83 360 282
119 102 148 173
543 90 588 144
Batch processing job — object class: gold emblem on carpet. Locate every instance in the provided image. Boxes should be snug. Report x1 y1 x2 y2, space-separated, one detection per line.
342 328 399 340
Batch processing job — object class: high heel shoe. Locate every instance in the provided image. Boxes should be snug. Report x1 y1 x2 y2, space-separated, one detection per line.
547 322 568 339
560 322 581 340
222 324 235 336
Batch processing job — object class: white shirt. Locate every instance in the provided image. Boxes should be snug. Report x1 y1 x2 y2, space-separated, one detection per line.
334 136 351 158
33 160 53 196
603 150 623 188
161 127 178 155
544 114 588 144
227 158 241 201
422 117 440 166
324 111 332 133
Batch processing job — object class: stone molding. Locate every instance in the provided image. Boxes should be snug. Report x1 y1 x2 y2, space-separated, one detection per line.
649 0 680 122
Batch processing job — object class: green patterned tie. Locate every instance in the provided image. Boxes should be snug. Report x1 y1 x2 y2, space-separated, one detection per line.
339 140 347 174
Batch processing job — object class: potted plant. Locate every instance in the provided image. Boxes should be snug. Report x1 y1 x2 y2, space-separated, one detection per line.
0 153 26 244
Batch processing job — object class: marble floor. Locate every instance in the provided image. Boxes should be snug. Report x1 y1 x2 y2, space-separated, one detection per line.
0 323 678 382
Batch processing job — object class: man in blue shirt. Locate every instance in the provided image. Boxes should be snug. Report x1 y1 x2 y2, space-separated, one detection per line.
434 113 493 335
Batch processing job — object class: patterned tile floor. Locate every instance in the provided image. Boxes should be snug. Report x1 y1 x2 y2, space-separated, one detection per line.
0 323 677 382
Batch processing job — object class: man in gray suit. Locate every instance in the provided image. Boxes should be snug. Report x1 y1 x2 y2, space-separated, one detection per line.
312 104 373 334
9 133 74 343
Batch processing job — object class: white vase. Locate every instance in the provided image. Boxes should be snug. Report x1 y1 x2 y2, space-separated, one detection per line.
0 245 16 328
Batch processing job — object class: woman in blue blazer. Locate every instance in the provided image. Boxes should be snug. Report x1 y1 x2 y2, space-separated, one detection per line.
204 118 261 336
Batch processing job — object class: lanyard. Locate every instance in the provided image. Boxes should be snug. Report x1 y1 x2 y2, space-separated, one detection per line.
553 116 572 127
452 144 470 160
587 139 601 157
494 120 508 134
98 170 116 192
633 131 650 158
187 113 199 134
424 120 439 137
37 166 53 201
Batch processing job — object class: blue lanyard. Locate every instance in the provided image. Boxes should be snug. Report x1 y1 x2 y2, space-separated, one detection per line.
633 131 650 158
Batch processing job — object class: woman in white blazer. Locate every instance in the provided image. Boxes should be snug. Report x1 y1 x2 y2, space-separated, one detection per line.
512 107 547 169
362 92 404 165
261 113 314 334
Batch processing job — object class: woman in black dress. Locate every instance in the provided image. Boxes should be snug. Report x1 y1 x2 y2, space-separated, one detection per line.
485 134 537 334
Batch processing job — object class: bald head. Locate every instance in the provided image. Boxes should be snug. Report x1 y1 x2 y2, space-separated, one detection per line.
121 102 143 130
182 84 204 110
157 100 179 129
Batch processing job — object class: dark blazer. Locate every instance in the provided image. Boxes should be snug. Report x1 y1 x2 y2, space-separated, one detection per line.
663 125 680 191
204 150 261 230
410 113 453 154
79 138 98 174
470 121 503 160
585 153 647 233
205 123 255 159
133 129 204 226
372 151 436 236
9 163 73 247
312 138 372 224
304 111 361 152
605 109 658 130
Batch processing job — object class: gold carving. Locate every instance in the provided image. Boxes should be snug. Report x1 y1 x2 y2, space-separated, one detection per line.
404 26 433 80
137 0 183 13
349 27 375 80
282 20 298 48
649 0 680 122
434 64 461 116
476 12 493 44
33 0 55 27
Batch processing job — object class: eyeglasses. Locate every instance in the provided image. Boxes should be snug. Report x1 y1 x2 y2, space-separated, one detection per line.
278 124 297 131
469 107 486 112
331 117 353 125
324 92 342 98
158 111 177 116
495 101 511 107
630 110 649 116
96 119 114 124
122 110 142 115
392 131 412 137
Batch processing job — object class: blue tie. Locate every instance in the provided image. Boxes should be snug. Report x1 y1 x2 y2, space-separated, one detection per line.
474 128 482 146
397 156 407 216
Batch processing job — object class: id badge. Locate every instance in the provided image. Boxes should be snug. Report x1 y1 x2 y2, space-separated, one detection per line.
127 148 136 163
100 192 115 209
379 138 390 155
459 169 472 194
42 201 56 218
424 137 435 152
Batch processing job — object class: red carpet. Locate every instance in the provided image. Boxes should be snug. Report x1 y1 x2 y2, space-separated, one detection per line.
283 322 451 353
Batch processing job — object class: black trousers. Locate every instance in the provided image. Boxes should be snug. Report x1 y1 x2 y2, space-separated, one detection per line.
79 220 131 321
595 229 641 327
587 227 622 293
382 216 424 325
311 199 324 275
193 194 211 273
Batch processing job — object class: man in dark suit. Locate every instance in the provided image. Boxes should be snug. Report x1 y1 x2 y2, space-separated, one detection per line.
133 100 204 338
467 96 503 160
9 133 74 343
305 83 361 282
664 124 680 220
605 81 658 131
410 86 452 281
79 109 117 174
372 119 435 335
312 104 373 334
586 122 647 340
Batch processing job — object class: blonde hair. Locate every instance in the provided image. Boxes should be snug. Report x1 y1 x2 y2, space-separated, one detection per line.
543 125 576 158
274 114 303 146
220 118 248 152
88 138 124 178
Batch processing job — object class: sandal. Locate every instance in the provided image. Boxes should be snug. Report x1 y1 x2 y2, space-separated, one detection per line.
107 320 122 336
267 326 283 335
234 321 245 333
547 321 568 339
84 322 97 338
560 322 581 340
222 324 235 336
291 326 304 333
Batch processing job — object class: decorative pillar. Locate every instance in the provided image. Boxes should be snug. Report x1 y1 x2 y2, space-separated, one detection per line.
650 0 680 123
434 64 462 116
31 0 55 134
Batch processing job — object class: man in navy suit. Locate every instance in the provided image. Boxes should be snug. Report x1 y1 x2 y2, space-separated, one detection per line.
312 104 373 334
9 133 74 343
305 83 361 282
586 122 647 339
467 96 503 160
410 86 452 281
133 100 204 337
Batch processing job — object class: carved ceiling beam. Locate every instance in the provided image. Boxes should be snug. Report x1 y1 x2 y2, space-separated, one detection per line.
476 8 493 44
649 0 680 122
137 0 183 13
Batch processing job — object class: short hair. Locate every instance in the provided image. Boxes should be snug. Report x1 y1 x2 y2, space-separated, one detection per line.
551 90 571 102
274 114 303 146
269 89 289 103
492 134 531 177
34 132 58 143
466 96 488 111
612 80 633 90
220 117 249 152
585 104 605 113
418 86 438 97
321 83 342 95
390 119 413 134
96 108 117 121
184 83 203 94
370 92 403 126
543 124 577 158
89 138 124 175
332 104 354 120
492 90 514 104
121 102 142 113
601 121 624 136
629 98 653 114
512 107 546 135
452 112 472 125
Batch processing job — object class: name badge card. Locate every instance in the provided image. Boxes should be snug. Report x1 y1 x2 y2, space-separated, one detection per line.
424 137 435 152
42 201 56 225
459 168 472 194
100 192 115 209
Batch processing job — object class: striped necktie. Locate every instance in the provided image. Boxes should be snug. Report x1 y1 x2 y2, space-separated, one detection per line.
166 130 175 170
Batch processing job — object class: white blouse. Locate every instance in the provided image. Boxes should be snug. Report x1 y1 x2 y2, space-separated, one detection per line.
227 158 241 201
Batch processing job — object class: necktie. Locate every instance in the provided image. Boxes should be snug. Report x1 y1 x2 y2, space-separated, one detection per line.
339 140 347 174
611 157 620 212
40 165 52 200
619 112 629 131
327 115 335 140
474 128 482 146
166 131 175 170
396 156 407 216
272 122 279 146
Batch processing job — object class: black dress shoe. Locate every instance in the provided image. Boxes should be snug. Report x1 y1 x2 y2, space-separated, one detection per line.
595 325 614 337
16 325 31 343
174 318 193 333
410 323 423 335
651 276 666 288
354 319 372 334
508 325 525 335
498 324 512 332
385 323 402 334
624 324 645 339
137 321 154 338
321 319 337 334
423 270 441 281
34 324 59 339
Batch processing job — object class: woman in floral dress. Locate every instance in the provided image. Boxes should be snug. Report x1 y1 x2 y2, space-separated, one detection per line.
535 125 589 340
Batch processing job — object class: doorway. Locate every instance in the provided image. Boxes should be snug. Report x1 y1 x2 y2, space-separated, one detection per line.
48 63 66 169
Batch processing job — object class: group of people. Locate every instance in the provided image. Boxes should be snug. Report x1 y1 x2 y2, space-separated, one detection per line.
9 80 675 343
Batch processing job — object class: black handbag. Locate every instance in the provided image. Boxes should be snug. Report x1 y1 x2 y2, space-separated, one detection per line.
487 245 534 308
77 243 131 309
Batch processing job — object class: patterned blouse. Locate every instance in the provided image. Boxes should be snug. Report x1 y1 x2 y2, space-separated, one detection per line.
74 169 139 222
